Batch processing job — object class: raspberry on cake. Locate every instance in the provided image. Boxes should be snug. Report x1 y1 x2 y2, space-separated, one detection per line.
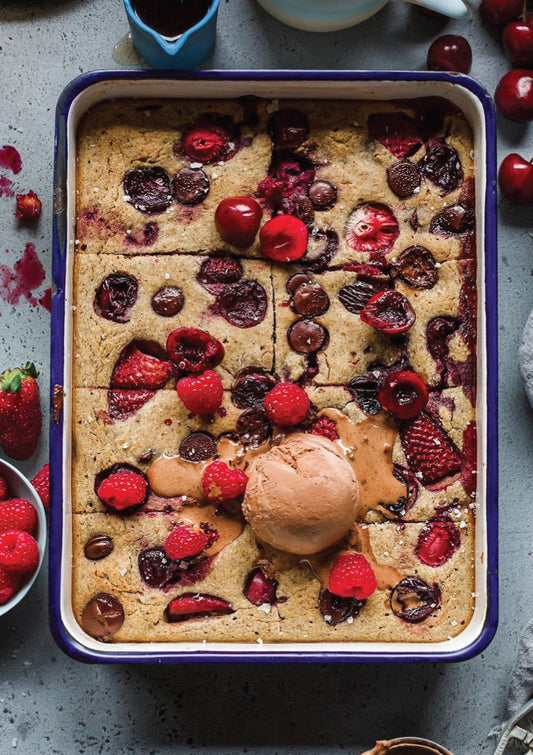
202 460 248 503
71 96 478 646
177 370 224 415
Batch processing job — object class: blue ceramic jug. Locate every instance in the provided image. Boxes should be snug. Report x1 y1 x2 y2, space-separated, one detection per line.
255 0 481 32
123 0 220 69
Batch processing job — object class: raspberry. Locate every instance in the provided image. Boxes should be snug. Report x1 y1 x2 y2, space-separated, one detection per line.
164 525 209 560
263 382 310 426
0 529 39 574
15 190 42 221
310 416 340 441
202 460 248 503
31 464 49 511
0 499 37 534
328 553 378 600
177 370 223 415
0 475 8 501
97 471 147 511
0 565 20 604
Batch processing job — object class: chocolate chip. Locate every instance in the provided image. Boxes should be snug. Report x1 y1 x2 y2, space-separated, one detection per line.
172 167 209 205
319 589 364 626
293 196 315 225
268 109 309 150
151 286 185 317
308 180 337 210
236 407 271 447
138 449 153 463
179 432 217 462
287 319 328 354
386 161 421 198
292 282 330 317
286 272 310 295
392 245 438 290
84 535 114 561
81 593 124 639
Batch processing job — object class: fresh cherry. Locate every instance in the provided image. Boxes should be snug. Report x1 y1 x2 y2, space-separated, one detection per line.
215 196 262 248
503 18 533 68
480 0 523 25
427 35 472 75
259 215 308 262
498 153 533 204
495 70 533 123
378 370 428 420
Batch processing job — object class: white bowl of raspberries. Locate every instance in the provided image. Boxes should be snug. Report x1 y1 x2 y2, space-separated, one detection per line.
0 458 46 616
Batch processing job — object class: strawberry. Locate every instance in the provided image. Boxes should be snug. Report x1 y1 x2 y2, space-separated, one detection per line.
165 593 234 622
110 342 174 390
0 499 37 534
107 389 156 422
31 464 49 511
0 363 42 460
399 411 462 486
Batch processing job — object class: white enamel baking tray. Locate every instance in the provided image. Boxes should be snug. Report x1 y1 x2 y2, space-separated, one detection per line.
50 71 498 664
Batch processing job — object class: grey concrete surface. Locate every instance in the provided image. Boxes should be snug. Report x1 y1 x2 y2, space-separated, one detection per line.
0 1 531 753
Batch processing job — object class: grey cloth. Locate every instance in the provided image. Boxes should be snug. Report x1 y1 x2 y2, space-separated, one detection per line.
507 618 533 716
519 311 533 408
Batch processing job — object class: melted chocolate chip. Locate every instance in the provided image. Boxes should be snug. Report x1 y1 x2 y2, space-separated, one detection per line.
172 167 210 205
287 319 328 354
231 370 276 409
392 246 438 290
268 109 309 150
81 593 124 639
293 195 315 225
386 161 421 198
236 407 271 447
215 279 268 328
84 535 114 561
179 431 217 462
319 589 365 626
123 166 173 214
94 273 138 323
308 180 337 211
151 286 185 317
292 282 330 317
286 272 310 295
390 577 441 624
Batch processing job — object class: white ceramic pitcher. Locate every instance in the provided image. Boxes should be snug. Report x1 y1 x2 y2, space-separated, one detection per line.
255 0 481 32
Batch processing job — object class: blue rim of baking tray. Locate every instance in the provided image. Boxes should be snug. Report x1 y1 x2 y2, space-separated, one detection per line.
50 69 498 664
